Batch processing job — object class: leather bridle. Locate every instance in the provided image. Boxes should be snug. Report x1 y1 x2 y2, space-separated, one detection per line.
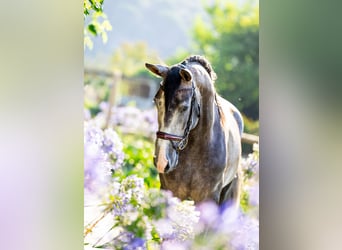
156 65 200 152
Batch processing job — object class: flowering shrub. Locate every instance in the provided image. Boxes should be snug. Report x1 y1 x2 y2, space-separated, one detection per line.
84 120 125 194
90 102 158 138
84 107 259 250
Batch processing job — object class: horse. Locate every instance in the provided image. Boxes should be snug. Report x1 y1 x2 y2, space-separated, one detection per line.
145 55 243 206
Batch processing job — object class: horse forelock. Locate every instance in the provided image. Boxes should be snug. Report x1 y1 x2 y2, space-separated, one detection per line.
163 56 216 105
164 66 182 110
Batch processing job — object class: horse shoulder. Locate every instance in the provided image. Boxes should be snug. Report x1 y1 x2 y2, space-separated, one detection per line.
216 95 244 137
216 95 243 186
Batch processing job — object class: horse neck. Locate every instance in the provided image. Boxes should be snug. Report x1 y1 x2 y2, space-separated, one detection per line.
185 63 220 140
195 78 219 137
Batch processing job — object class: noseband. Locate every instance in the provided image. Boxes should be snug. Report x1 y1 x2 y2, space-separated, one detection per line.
156 65 200 152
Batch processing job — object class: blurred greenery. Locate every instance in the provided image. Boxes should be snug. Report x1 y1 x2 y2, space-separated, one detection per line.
193 0 259 120
243 114 259 135
240 191 250 212
120 134 160 188
111 42 160 77
84 76 110 116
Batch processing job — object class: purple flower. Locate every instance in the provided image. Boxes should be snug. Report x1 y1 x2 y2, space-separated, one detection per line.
241 152 259 177
161 240 188 250
217 204 259 249
156 198 199 241
99 101 109 112
142 109 158 132
84 108 91 120
105 106 158 137
229 214 259 250
196 201 220 232
117 231 134 245
123 237 146 250
84 142 111 193
102 128 125 171
248 183 259 206
84 121 104 146
110 175 145 216
84 121 125 193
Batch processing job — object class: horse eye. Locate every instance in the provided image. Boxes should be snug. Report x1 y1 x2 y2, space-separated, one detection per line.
180 105 189 112
153 98 162 107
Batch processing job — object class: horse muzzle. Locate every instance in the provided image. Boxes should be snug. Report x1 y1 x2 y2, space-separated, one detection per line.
155 157 178 174
156 161 177 174
154 142 179 173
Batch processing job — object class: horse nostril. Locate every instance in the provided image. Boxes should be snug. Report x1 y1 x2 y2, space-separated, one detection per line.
153 155 157 166
164 163 170 173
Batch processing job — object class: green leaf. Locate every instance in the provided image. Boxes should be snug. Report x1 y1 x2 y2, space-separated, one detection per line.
88 24 97 36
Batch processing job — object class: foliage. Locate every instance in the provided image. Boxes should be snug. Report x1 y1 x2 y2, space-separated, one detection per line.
193 0 259 119
243 114 259 135
111 42 160 77
121 134 159 189
165 48 193 66
84 0 112 50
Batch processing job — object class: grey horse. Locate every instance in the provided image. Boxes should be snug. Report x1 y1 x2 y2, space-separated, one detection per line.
145 55 243 205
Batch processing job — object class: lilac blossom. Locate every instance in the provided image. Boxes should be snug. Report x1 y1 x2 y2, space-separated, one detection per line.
241 152 259 178
194 200 221 235
95 104 159 137
84 142 112 193
161 241 188 250
84 122 110 193
102 128 125 171
240 150 259 210
220 204 259 249
110 175 145 216
248 183 259 207
156 198 200 242
123 237 146 250
84 108 91 120
84 121 125 193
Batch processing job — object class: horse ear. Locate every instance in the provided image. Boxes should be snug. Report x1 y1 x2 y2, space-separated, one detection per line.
179 68 192 82
145 63 169 78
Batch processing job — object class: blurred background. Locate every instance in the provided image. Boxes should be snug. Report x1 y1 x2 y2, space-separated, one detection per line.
84 0 259 154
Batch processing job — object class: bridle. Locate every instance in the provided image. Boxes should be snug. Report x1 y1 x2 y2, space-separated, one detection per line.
156 64 200 152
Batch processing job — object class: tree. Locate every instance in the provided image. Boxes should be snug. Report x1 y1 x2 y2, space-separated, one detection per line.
193 0 259 119
111 41 160 77
84 0 112 50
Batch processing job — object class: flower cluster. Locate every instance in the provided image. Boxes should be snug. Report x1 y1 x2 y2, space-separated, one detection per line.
110 175 145 216
84 121 125 194
241 151 259 209
84 110 259 249
93 102 158 138
156 198 200 242
84 119 202 250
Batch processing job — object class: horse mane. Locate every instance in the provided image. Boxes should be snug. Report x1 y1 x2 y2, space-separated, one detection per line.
182 55 217 81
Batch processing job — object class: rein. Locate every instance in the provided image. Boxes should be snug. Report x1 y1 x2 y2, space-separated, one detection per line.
156 65 199 151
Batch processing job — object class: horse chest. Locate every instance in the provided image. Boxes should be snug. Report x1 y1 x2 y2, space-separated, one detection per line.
159 156 226 202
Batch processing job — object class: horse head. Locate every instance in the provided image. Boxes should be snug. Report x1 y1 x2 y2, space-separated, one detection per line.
145 62 201 173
